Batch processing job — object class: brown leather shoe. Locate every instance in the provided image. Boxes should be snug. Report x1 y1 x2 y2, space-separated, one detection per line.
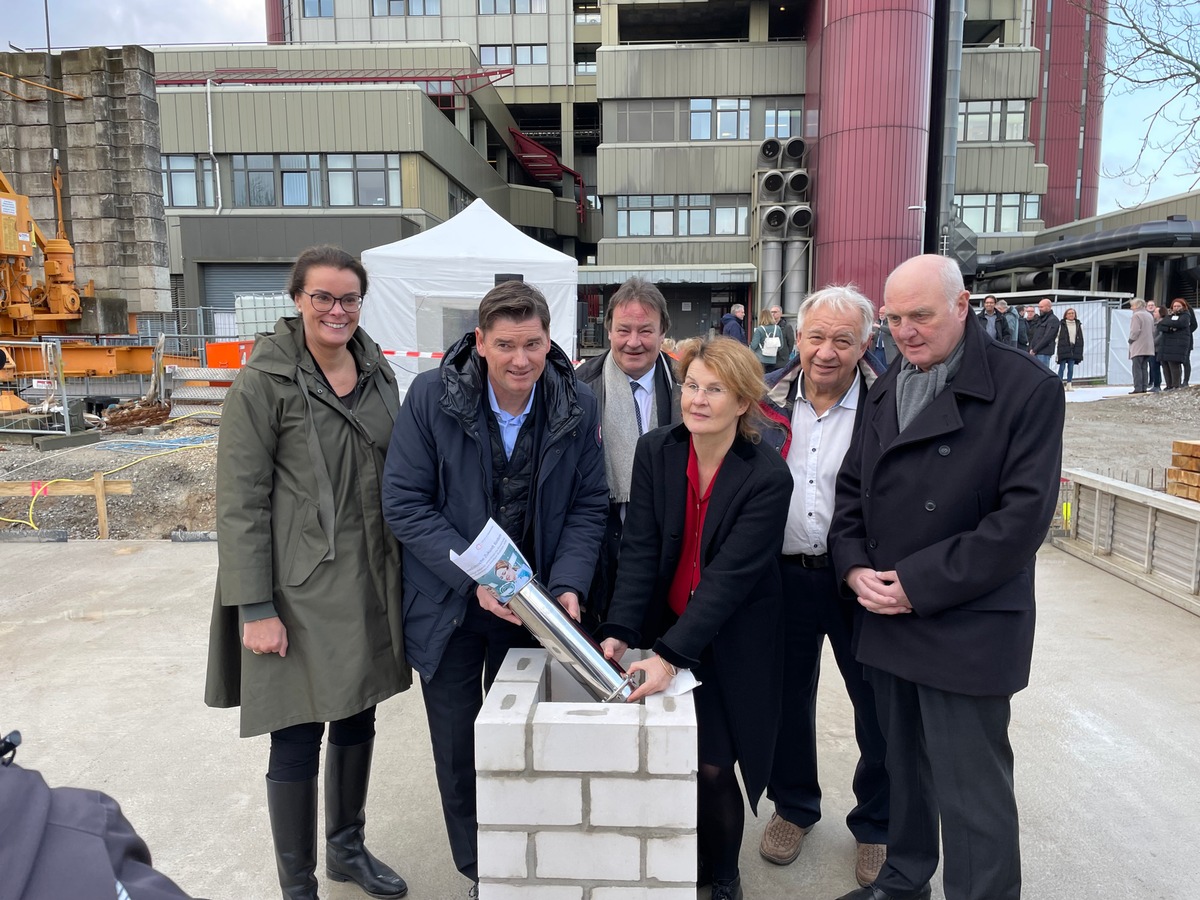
758 812 811 865
855 842 887 887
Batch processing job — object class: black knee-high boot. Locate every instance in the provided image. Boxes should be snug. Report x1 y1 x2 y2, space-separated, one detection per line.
266 775 319 900
325 739 408 898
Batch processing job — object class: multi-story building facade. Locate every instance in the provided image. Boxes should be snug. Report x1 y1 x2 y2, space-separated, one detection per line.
1 0 1105 342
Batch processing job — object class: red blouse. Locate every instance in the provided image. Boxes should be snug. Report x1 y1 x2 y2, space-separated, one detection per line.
667 437 722 616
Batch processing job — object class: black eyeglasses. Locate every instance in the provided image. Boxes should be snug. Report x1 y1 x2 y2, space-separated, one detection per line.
298 289 364 313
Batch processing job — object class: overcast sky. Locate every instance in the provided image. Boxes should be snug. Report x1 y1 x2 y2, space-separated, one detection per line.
2 2 1193 217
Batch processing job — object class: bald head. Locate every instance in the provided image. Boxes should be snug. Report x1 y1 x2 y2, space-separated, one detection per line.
882 255 971 370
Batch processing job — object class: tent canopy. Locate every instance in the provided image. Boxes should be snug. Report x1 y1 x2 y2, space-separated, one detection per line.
361 199 578 399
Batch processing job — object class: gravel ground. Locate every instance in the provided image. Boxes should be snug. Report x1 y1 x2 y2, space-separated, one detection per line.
1 386 1198 540
0 424 217 540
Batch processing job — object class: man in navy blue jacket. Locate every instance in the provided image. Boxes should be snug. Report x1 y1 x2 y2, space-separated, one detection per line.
382 281 608 898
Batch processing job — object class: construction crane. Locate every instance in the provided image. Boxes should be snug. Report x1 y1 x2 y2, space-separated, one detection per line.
0 164 94 336
1 165 197 417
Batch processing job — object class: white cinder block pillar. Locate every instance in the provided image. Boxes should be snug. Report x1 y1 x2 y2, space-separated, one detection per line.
475 648 697 898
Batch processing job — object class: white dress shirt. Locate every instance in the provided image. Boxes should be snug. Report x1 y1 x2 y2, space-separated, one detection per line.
628 367 656 434
782 374 861 555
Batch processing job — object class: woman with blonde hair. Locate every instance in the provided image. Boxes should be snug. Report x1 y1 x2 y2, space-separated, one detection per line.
600 337 793 900
750 308 786 373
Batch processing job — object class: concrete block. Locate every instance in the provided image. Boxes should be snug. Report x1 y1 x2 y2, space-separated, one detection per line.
479 885 581 900
477 776 582 826
533 831 641 881
477 831 529 879
532 703 640 773
644 693 697 775
125 94 160 123
645 834 697 883
33 431 102 451
494 648 549 698
589 776 695 828
475 681 538 772
591 890 695 900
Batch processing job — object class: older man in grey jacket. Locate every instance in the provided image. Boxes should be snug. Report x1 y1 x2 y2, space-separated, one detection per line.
1128 299 1155 394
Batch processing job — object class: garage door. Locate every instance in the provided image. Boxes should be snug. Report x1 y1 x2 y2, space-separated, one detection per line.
201 264 293 310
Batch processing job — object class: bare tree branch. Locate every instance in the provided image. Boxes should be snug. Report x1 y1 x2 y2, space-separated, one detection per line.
1078 0 1200 205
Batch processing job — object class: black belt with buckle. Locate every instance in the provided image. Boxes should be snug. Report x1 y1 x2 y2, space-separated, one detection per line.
784 553 829 569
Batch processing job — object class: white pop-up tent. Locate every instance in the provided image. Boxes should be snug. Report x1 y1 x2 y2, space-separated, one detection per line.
360 199 579 400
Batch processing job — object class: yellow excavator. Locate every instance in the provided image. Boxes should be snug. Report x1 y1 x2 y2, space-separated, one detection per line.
0 165 196 414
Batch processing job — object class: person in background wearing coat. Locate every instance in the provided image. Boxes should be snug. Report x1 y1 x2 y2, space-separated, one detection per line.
206 246 411 900
1027 298 1059 368
575 277 681 628
1015 305 1033 352
976 295 1011 344
996 299 1019 347
757 286 889 890
1148 303 1163 391
1128 298 1155 394
599 337 792 900
1158 298 1193 391
1055 306 1084 390
750 308 788 373
382 281 608 899
871 308 899 367
771 305 797 361
1175 297 1197 387
721 303 748 343
829 255 1065 900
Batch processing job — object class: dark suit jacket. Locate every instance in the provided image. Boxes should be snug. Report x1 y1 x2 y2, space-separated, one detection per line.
600 424 792 810
575 350 682 621
829 314 1065 696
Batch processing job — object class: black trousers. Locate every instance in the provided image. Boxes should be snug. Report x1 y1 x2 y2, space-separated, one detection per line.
766 559 889 842
421 597 533 883
867 667 1021 900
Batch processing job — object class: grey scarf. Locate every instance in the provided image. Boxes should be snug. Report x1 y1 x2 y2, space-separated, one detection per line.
602 353 657 503
895 336 967 432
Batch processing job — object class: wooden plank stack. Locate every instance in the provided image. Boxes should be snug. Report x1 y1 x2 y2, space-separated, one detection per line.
1167 440 1200 502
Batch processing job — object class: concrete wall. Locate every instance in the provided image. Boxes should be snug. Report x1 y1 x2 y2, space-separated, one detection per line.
0 47 171 313
476 648 697 898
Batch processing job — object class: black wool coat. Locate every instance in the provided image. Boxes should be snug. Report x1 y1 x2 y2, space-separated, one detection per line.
830 314 1065 696
1056 318 1085 362
600 424 792 811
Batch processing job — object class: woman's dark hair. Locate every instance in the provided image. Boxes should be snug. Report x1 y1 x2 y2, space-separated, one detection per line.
287 246 368 299
477 280 551 334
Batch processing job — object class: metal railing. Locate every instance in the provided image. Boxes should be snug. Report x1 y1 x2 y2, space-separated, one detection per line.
1054 469 1200 617
0 341 74 436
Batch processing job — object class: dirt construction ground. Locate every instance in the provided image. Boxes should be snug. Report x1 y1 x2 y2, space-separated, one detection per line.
1 385 1199 540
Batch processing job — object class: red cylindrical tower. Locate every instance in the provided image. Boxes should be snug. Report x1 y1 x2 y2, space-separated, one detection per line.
266 0 287 44
1030 0 1106 225
808 0 936 306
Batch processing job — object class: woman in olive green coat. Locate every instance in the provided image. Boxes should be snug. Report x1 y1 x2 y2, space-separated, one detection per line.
205 246 411 900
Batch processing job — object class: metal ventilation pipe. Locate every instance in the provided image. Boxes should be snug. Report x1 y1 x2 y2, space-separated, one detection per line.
762 241 784 312
1015 271 1052 289
782 241 808 315
939 0 966 240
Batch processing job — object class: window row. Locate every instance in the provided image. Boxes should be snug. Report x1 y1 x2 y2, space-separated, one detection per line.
305 0 442 15
480 44 548 66
609 97 801 144
611 194 750 238
479 0 547 13
161 154 404 209
955 192 1041 234
957 100 1027 143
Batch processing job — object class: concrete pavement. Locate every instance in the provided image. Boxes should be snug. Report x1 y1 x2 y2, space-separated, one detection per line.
3 541 1199 899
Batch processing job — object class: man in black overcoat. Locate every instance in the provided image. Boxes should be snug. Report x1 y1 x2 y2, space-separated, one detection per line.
829 254 1065 900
